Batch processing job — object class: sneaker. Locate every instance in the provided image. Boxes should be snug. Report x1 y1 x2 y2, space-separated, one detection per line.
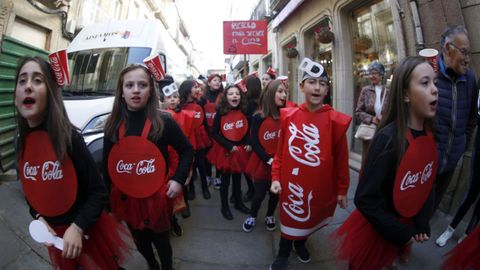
213 178 221 190
457 233 468 243
265 216 277 231
242 216 256 232
294 243 311 263
269 256 288 270
436 226 455 247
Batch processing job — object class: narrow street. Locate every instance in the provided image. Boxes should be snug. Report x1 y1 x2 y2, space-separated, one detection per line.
0 170 460 269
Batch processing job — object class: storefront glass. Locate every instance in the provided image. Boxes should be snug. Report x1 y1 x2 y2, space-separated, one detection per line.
350 0 397 154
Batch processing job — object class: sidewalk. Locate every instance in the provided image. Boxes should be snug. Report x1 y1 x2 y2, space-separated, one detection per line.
0 170 460 269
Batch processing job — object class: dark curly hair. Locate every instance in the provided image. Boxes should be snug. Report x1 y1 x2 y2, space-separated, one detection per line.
216 84 246 115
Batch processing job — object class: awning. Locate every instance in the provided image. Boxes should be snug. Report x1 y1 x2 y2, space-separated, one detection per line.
271 0 304 30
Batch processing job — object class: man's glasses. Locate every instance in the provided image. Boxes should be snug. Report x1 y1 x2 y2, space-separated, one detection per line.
449 43 470 58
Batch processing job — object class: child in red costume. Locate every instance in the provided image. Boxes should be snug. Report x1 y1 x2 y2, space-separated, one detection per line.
179 79 213 200
332 56 439 270
243 79 287 232
198 74 224 189
159 77 196 236
269 58 351 270
103 64 194 270
15 56 132 269
207 85 252 220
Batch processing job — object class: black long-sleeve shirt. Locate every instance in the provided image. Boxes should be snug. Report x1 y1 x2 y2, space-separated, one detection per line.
354 122 434 246
28 127 107 232
211 109 250 151
102 109 194 188
249 114 272 163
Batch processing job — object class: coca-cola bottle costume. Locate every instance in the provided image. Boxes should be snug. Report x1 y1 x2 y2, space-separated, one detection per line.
19 127 132 270
183 102 211 150
333 123 438 270
271 103 351 240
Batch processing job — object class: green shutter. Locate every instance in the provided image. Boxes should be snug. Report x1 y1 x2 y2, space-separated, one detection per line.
0 35 49 172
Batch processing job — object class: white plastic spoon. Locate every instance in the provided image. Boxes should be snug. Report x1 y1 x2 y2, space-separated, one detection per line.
29 220 64 250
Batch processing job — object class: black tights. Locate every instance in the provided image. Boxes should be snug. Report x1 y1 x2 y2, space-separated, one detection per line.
220 172 242 209
451 137 480 233
278 237 307 258
250 181 278 217
129 228 172 270
192 149 209 191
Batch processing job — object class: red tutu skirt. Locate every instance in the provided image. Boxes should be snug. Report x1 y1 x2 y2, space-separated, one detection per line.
207 142 250 173
194 126 211 150
110 186 171 232
442 226 480 270
331 210 411 270
48 211 133 270
244 152 271 181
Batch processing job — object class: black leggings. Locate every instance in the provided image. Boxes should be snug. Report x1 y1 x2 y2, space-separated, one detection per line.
451 136 480 233
250 181 278 217
278 237 307 258
192 149 209 190
220 172 242 208
129 228 172 270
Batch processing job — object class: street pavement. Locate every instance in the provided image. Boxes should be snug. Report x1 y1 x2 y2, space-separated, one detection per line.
0 170 465 269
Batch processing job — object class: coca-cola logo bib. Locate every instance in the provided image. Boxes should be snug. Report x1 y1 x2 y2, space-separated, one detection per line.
221 110 248 142
393 130 438 217
183 103 204 128
19 131 78 217
258 117 281 155
108 119 166 198
204 102 217 128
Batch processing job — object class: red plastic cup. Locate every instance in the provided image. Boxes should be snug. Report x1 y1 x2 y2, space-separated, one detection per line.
419 48 439 73
143 54 165 81
48 49 70 86
235 78 247 93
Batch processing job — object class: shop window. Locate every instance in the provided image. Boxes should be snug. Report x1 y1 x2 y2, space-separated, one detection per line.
350 0 397 154
11 17 50 50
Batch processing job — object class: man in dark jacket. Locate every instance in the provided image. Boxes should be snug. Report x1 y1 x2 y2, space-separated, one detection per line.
434 25 478 210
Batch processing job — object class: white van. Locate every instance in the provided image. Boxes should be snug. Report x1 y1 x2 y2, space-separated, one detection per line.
64 19 186 166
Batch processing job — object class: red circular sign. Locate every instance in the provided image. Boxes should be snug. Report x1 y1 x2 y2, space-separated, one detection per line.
220 110 248 142
393 131 438 217
19 131 78 217
183 103 204 128
108 136 166 198
258 117 281 155
204 102 217 128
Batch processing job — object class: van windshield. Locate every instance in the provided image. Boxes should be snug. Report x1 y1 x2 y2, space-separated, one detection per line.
64 47 151 97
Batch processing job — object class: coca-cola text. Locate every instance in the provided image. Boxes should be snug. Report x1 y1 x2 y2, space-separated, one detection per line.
282 182 313 222
288 122 321 167
400 161 434 191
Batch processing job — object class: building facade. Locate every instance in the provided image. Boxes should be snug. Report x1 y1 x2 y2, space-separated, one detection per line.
233 0 479 215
